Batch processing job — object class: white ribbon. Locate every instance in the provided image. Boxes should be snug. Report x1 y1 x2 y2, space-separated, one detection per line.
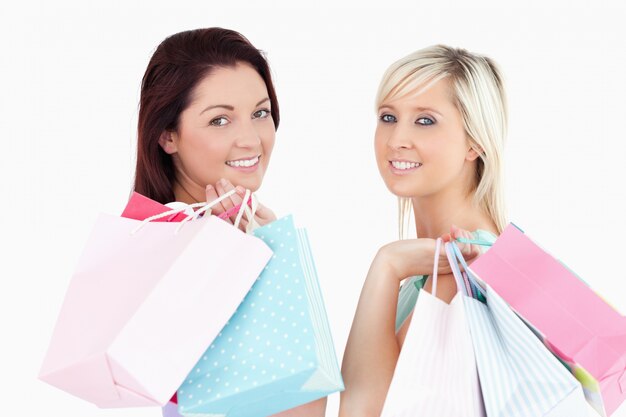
131 189 237 235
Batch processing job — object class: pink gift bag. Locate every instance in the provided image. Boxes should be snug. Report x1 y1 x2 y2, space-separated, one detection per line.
120 192 254 409
39 196 272 408
468 224 626 416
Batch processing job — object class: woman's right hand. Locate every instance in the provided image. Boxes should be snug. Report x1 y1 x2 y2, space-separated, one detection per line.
204 178 276 232
375 227 480 281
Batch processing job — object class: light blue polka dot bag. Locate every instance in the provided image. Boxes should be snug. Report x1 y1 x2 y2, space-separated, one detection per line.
177 215 344 417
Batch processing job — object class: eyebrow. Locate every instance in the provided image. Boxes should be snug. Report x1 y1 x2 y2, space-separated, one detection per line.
378 104 443 118
200 98 270 115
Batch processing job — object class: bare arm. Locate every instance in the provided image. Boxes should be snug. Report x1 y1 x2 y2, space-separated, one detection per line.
339 254 402 417
339 235 478 417
270 398 326 417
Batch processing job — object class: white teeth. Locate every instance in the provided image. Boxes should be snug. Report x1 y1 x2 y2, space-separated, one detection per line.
227 156 259 168
391 161 421 170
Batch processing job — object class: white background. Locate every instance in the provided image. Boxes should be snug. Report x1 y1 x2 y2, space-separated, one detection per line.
2 0 626 416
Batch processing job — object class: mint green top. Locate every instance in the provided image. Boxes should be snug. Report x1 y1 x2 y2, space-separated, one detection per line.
395 230 498 332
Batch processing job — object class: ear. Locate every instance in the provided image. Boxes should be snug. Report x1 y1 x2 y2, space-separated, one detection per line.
466 146 482 161
465 137 484 161
158 130 179 154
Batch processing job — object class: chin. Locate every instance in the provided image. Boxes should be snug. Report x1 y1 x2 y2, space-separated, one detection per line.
383 179 420 199
237 176 263 193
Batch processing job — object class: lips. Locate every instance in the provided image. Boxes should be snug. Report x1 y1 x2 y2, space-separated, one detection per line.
390 160 422 170
225 155 260 168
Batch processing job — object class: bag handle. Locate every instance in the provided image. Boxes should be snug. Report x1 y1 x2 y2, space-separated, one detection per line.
445 242 470 297
431 238 442 298
455 237 493 247
177 189 257 233
445 241 487 301
233 189 252 229
217 196 253 221
451 242 487 301
131 188 241 235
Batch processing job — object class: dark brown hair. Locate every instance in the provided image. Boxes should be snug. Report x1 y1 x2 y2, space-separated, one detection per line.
133 28 280 203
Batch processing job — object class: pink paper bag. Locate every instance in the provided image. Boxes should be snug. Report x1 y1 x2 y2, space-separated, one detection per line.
39 208 272 408
121 192 189 222
468 224 626 417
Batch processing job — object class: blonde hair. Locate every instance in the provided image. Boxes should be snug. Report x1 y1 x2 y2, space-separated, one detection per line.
376 45 508 239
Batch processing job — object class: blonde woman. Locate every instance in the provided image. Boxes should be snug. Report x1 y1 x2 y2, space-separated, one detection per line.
339 45 508 416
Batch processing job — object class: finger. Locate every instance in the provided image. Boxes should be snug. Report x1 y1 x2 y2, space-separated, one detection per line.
254 201 277 223
465 229 480 258
215 178 237 216
438 239 452 272
451 224 460 239
462 229 475 257
237 216 249 232
234 186 250 212
205 184 225 215
206 184 235 224
221 180 243 211
451 224 467 254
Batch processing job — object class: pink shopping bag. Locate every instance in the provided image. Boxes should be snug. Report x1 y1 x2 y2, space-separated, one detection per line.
120 192 253 409
121 192 189 222
468 224 626 416
39 195 272 408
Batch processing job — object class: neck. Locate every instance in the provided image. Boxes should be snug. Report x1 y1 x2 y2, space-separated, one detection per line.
411 185 485 239
172 178 204 204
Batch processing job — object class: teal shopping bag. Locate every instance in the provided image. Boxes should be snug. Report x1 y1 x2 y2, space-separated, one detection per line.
177 215 343 417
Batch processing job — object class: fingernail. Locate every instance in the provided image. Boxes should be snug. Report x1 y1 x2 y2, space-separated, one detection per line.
235 185 245 194
218 178 227 187
206 184 213 191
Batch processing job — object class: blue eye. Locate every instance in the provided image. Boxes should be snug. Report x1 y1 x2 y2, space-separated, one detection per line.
416 117 435 126
210 116 229 127
380 114 397 123
253 109 271 119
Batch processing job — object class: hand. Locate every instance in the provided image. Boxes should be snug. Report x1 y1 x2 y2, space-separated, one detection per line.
442 224 481 260
375 226 480 281
204 178 277 232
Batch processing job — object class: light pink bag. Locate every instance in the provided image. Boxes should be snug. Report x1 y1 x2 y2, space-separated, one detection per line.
39 197 272 408
468 224 626 416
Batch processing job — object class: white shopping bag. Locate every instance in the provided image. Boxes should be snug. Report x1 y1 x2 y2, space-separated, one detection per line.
381 239 485 417
40 191 272 408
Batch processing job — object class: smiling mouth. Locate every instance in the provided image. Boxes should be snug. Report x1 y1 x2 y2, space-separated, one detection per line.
226 155 260 168
390 160 422 170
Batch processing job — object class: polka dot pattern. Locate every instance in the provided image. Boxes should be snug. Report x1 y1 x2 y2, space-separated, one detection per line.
178 216 318 414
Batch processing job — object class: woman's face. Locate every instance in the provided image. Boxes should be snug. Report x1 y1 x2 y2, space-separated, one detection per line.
374 78 480 199
162 63 275 193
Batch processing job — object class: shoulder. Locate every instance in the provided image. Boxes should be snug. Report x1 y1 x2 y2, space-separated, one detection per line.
473 228 498 241
472 228 498 254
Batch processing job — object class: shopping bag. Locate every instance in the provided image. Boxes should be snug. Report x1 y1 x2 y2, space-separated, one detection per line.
176 215 344 417
380 239 485 417
467 224 626 416
120 191 259 414
121 192 189 222
39 193 273 408
446 241 588 417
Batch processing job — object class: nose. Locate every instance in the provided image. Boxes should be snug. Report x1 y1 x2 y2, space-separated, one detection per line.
386 122 414 150
234 119 262 148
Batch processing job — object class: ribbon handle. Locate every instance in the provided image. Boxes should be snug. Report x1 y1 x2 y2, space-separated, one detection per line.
131 189 237 235
455 237 494 247
445 241 487 302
